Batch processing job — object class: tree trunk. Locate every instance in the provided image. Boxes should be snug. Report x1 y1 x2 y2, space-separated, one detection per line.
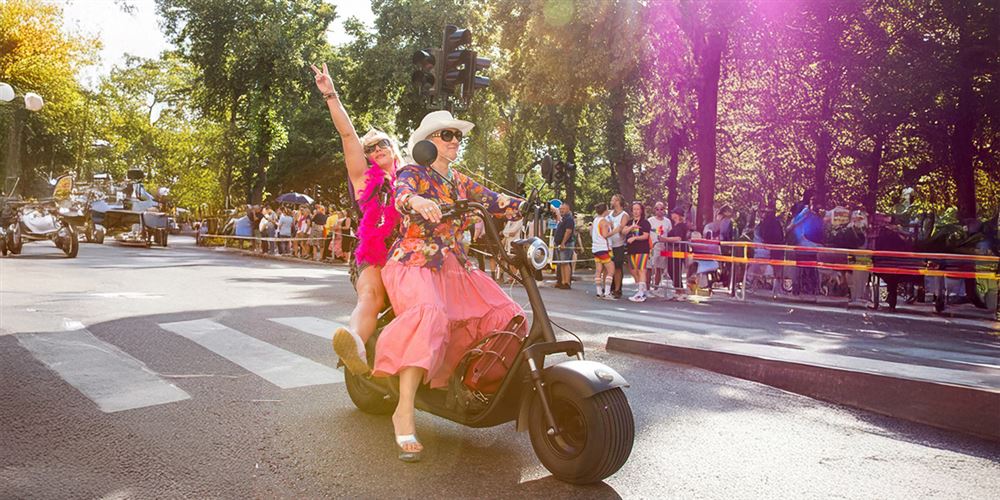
607 82 634 203
865 133 885 217
813 75 838 209
695 30 725 229
667 133 681 210
952 31 978 220
564 137 577 208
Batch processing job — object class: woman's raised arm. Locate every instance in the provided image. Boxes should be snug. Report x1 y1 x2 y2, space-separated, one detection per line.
311 63 368 185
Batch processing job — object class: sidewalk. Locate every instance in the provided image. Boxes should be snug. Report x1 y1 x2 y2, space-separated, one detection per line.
599 284 1000 441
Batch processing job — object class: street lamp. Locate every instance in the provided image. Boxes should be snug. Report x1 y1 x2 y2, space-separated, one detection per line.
1 81 45 195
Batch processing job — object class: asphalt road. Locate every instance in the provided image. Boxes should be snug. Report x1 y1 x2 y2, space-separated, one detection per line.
1 238 998 499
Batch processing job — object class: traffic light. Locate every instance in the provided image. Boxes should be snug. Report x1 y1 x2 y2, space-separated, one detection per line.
460 50 491 104
442 25 471 96
540 155 554 184
553 161 567 184
411 49 438 97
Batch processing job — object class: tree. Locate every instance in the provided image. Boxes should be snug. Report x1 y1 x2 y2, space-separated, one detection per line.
157 0 336 205
0 0 98 194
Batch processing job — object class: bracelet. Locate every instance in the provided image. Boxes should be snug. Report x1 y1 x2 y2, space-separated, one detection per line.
322 91 339 101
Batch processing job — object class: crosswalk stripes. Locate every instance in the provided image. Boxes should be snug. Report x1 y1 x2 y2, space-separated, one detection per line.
16 329 191 413
268 316 345 340
159 318 344 389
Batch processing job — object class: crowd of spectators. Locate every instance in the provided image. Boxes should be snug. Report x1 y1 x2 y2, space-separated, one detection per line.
222 203 358 264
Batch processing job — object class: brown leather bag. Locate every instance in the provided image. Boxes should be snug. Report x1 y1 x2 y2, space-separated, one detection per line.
462 316 527 394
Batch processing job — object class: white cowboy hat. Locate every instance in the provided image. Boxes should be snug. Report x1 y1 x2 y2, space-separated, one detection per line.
407 110 474 158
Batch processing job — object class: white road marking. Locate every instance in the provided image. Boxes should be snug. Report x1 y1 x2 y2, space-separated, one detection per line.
16 330 191 412
159 319 343 388
269 317 346 340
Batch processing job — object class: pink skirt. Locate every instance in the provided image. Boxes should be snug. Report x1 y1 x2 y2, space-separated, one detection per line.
374 253 525 388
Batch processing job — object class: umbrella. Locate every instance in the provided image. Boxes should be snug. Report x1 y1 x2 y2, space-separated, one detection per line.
274 192 315 205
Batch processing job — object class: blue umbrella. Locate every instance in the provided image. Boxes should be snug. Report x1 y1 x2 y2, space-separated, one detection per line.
274 192 315 205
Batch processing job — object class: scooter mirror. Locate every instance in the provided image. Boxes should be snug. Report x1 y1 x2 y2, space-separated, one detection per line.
412 140 438 167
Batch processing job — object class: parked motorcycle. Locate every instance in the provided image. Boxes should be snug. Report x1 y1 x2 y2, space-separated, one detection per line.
340 141 634 484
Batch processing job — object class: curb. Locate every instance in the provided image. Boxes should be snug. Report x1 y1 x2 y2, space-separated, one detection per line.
606 336 1000 442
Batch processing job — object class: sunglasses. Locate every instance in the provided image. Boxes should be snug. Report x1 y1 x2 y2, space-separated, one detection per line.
364 139 391 155
430 129 463 142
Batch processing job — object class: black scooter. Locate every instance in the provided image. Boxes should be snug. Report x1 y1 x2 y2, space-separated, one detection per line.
340 141 634 484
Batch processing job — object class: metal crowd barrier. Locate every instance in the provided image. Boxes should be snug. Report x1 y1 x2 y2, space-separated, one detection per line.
660 240 999 312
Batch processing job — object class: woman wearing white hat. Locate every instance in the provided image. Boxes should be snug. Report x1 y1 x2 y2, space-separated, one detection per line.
311 63 403 377
372 110 526 462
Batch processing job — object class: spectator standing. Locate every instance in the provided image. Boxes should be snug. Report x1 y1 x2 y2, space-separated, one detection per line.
664 207 690 298
340 211 355 264
624 202 652 302
277 207 294 255
325 208 340 261
296 206 312 258
258 206 277 254
607 194 630 298
647 201 672 296
499 216 525 281
591 203 615 298
311 205 329 261
553 203 576 289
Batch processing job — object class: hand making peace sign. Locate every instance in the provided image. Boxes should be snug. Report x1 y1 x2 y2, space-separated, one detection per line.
310 62 336 96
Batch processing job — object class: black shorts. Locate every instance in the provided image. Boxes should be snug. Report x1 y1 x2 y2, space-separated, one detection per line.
611 246 627 268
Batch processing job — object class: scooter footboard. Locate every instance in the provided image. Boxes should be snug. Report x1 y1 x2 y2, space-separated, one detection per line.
516 360 629 432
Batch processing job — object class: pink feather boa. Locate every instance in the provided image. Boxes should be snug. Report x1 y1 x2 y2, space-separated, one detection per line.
354 161 400 267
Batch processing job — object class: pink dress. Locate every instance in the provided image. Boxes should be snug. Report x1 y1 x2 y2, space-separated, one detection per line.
373 165 525 388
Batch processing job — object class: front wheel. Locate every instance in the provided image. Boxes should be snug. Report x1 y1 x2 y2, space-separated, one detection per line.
528 385 634 485
64 229 79 258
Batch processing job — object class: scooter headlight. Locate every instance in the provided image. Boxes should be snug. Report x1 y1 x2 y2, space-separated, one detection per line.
526 238 549 271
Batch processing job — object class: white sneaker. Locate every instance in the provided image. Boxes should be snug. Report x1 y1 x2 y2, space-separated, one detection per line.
628 291 646 302
648 288 664 298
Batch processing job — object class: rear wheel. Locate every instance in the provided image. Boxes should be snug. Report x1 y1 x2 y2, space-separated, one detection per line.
344 370 395 415
528 385 634 484
0 235 6 256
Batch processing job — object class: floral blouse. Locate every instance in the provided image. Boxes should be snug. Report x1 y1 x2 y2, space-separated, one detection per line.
389 164 523 270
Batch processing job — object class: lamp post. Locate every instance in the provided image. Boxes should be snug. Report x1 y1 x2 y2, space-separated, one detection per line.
1 82 45 195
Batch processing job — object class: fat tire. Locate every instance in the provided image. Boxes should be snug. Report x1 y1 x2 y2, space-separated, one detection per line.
344 370 395 415
528 385 634 485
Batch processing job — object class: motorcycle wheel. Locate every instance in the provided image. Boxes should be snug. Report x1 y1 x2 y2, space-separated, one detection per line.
85 222 94 243
528 385 634 485
0 235 6 256
94 227 105 244
160 230 168 247
344 370 395 415
9 227 22 254
64 230 79 258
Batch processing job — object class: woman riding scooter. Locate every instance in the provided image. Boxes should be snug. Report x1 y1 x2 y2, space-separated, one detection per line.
374 111 525 462
311 62 403 377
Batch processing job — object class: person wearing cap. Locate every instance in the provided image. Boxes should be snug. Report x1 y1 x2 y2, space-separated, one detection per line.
312 62 404 378
374 110 525 462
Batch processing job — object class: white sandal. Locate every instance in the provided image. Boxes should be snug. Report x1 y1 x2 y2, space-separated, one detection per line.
395 434 422 463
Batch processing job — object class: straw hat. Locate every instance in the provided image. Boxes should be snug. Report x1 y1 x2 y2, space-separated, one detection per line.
406 110 474 158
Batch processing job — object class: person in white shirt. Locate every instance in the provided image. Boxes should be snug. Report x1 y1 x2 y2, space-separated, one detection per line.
647 201 672 296
606 194 630 299
591 203 615 298
277 207 294 255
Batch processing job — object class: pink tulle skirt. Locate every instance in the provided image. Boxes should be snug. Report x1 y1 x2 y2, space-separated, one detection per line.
374 253 525 388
